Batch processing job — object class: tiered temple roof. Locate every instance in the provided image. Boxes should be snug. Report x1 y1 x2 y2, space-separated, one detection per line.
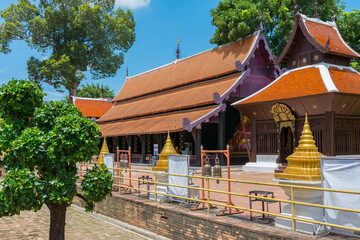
73 97 114 119
277 13 359 68
99 31 278 137
233 13 360 119
233 64 360 119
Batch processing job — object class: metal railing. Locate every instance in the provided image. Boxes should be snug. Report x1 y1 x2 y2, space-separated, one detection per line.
77 162 360 234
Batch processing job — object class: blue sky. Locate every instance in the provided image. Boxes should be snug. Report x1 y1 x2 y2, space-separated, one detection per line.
0 0 359 101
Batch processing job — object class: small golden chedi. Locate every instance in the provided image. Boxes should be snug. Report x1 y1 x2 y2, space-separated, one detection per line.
152 131 178 172
97 138 110 165
275 114 323 181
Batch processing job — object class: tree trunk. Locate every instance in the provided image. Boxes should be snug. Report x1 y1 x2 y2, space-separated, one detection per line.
68 88 77 104
48 202 67 240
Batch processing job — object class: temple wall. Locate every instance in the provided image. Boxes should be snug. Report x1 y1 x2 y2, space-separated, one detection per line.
74 187 311 240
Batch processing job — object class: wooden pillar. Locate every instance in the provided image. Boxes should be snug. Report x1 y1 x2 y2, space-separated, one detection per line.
325 111 335 156
141 134 146 163
158 133 163 152
127 135 133 151
113 137 118 161
218 111 226 165
250 119 257 162
195 127 202 166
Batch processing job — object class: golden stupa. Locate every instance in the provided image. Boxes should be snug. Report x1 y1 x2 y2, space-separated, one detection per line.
152 131 178 172
275 114 324 181
97 138 110 165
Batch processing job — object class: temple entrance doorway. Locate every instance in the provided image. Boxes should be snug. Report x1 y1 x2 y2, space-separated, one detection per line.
279 126 293 164
271 103 296 170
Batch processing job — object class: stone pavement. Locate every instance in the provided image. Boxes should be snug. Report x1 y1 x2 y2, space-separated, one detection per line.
0 205 151 240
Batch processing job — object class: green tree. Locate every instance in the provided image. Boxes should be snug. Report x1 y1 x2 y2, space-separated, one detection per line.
0 79 113 240
0 0 135 102
77 82 115 99
210 0 348 57
337 9 360 72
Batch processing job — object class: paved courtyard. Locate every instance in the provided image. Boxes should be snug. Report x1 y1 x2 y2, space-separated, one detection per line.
0 206 149 240
128 165 287 219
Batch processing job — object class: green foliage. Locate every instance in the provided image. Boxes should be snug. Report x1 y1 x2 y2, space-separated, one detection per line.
0 0 135 96
0 79 112 220
81 164 113 211
210 0 345 57
0 168 45 217
337 10 360 72
0 79 45 129
77 83 115 99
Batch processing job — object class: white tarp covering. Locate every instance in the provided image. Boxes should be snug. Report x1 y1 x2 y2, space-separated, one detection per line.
168 154 189 198
321 156 360 231
103 153 117 184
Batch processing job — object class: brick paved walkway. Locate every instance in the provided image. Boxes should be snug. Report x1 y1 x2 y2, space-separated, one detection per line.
0 206 148 240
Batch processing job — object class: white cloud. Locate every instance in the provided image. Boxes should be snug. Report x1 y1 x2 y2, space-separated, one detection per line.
41 56 49 61
44 91 65 101
0 68 7 73
115 0 151 10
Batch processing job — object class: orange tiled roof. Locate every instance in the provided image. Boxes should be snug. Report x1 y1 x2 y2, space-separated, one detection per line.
98 73 241 123
304 18 360 58
99 106 219 137
330 66 360 94
277 14 360 65
73 97 114 118
114 32 259 101
233 64 360 106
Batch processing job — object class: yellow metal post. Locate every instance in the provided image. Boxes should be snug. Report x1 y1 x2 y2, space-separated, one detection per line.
291 186 295 231
154 173 158 202
207 177 210 213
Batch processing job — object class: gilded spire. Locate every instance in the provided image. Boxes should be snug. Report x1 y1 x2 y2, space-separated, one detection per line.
275 114 324 181
293 0 299 13
176 29 180 60
314 0 319 18
97 138 110 164
152 131 178 172
332 6 337 22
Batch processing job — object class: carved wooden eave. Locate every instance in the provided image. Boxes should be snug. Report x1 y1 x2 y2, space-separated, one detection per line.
276 13 360 65
182 104 226 131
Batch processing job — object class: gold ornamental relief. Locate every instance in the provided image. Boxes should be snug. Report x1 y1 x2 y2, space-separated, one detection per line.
271 103 295 123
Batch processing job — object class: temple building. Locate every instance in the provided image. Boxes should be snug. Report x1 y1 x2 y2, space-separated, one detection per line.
233 12 360 172
73 96 114 122
98 29 280 165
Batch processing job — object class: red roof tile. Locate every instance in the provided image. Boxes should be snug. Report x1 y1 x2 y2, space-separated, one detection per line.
233 64 360 106
99 106 219 137
114 32 259 101
304 19 360 58
330 67 360 94
98 73 241 123
73 98 114 118
277 14 360 64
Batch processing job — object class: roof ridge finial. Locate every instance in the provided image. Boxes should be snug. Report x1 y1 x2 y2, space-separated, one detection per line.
293 0 299 13
126 66 129 77
176 29 180 60
259 11 264 32
332 6 337 22
326 35 331 48
314 0 319 18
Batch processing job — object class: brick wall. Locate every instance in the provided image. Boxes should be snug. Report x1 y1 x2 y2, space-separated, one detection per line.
73 189 312 240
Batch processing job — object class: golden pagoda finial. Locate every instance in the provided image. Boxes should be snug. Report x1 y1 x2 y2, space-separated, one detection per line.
152 131 178 172
275 113 324 181
97 138 110 165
